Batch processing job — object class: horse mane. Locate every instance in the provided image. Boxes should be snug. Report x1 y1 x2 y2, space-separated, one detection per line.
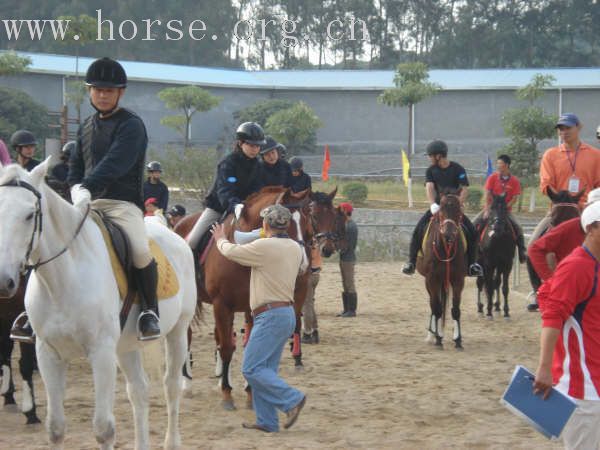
244 186 287 204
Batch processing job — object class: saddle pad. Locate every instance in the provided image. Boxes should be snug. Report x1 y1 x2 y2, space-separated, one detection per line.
419 218 467 257
97 222 179 302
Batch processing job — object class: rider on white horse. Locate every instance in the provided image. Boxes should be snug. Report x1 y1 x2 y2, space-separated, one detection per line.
11 57 161 342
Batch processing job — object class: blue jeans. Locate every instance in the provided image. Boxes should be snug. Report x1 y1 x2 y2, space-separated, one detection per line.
242 306 304 432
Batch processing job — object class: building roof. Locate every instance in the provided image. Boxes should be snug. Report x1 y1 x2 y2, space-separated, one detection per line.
14 51 600 91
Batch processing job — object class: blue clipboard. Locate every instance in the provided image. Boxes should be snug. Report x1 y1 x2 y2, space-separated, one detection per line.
501 365 578 440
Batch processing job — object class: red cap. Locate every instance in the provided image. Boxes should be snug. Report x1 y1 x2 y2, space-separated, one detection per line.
145 197 158 207
339 202 353 213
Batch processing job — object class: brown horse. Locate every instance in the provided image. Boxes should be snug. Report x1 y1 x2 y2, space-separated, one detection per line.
417 190 467 350
526 189 583 294
174 187 342 409
0 276 40 423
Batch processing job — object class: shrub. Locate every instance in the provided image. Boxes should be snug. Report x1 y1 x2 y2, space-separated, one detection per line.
466 187 483 211
343 182 368 204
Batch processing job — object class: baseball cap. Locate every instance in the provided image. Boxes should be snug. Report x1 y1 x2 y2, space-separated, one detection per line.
556 113 580 128
260 204 292 229
339 202 353 213
144 197 158 207
167 204 186 217
582 200 600 231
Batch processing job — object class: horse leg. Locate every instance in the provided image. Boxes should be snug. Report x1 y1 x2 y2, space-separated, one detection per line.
181 327 193 399
476 275 484 315
484 269 495 319
494 271 501 312
502 269 511 319
0 326 16 406
451 291 463 350
19 342 40 423
117 350 150 450
90 345 117 450
291 307 303 369
428 291 443 348
37 341 67 449
214 301 236 410
163 321 188 450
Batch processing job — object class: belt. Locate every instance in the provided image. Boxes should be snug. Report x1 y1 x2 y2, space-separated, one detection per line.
252 301 292 318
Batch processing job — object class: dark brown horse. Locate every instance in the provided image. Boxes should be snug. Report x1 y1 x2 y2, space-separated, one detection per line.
175 187 342 409
0 276 40 423
476 194 515 319
417 190 467 349
526 189 583 294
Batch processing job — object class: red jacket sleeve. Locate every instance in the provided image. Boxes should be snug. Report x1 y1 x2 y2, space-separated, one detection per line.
540 255 594 329
529 235 554 281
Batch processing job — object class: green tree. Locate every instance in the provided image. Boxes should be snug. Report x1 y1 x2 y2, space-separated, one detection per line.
0 52 31 76
158 86 222 149
150 146 218 193
56 14 96 77
378 62 439 207
265 102 323 155
0 87 49 146
234 99 296 127
501 74 556 211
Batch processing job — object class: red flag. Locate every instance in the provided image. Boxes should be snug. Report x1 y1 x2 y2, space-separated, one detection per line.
321 145 331 181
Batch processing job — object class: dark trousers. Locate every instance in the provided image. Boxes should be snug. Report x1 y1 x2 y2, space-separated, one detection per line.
409 210 477 266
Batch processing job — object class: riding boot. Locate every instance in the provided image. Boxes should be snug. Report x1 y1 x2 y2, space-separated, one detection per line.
336 292 348 316
403 229 421 274
134 259 161 341
10 312 35 344
341 293 357 317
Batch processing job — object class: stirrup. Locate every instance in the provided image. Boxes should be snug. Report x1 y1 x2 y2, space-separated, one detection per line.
136 310 161 341
10 312 36 344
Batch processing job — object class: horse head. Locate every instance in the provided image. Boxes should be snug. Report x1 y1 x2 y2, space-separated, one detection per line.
488 193 510 234
0 160 50 298
439 188 462 246
309 188 346 257
548 188 583 226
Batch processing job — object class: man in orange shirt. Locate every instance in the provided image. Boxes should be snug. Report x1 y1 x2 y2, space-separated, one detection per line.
531 113 600 243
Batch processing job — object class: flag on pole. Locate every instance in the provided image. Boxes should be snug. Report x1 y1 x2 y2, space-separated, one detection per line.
486 155 493 179
322 144 331 181
401 149 411 187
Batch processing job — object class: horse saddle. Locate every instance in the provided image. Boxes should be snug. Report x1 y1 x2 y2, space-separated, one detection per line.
90 211 179 328
418 217 468 257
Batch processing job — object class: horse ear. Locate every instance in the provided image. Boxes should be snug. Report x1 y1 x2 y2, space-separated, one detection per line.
328 186 338 201
29 156 51 187
547 188 557 203
574 188 586 202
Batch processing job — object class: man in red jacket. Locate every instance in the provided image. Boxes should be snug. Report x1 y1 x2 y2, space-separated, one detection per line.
527 188 600 311
534 200 600 450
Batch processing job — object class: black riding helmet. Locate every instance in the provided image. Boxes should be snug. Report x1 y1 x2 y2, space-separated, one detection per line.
290 156 303 171
260 135 284 155
10 130 37 149
426 140 448 158
85 57 127 88
236 122 266 146
147 161 162 172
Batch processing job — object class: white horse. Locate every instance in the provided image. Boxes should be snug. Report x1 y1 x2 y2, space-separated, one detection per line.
0 160 196 450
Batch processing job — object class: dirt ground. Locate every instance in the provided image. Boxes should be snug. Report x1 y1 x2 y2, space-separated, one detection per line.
0 262 561 449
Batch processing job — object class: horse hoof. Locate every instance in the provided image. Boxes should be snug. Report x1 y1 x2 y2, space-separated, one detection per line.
455 342 464 350
486 315 493 321
26 414 41 425
221 400 236 411
3 395 16 406
504 315 511 321
295 364 305 373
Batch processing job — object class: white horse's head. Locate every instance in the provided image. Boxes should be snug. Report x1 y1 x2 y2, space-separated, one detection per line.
0 158 50 297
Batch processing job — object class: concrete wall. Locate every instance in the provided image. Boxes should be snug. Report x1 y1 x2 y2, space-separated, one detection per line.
2 72 599 176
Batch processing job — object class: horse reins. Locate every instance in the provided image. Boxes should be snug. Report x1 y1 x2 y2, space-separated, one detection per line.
0 178 90 274
432 214 460 292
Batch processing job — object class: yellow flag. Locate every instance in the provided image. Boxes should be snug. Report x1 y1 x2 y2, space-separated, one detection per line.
401 149 410 187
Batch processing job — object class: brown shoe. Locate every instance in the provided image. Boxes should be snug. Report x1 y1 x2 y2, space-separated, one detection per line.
284 396 306 429
242 422 271 432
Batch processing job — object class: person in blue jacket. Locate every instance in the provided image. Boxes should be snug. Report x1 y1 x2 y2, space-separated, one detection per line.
186 122 265 251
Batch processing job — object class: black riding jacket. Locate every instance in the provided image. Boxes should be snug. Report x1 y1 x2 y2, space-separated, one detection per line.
259 159 292 188
68 108 148 209
205 150 261 213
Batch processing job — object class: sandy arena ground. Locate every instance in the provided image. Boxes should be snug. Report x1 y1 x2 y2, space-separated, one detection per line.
0 262 561 449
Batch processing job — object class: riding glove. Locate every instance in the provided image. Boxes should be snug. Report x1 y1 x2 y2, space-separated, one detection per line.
70 184 91 209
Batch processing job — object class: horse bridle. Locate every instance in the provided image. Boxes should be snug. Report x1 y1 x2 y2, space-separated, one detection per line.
0 178 90 274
